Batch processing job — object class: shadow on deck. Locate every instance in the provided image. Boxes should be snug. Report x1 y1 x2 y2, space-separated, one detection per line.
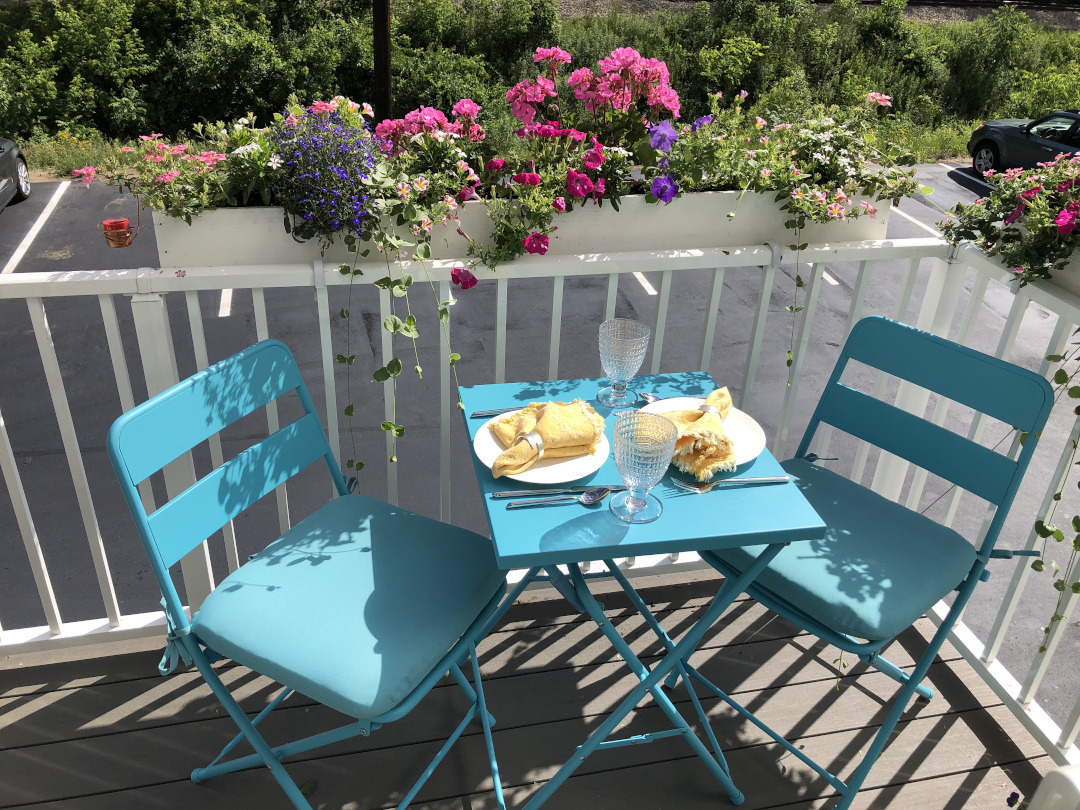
0 572 1051 809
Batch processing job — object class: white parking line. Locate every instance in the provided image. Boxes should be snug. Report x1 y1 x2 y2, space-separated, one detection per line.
633 271 657 295
893 205 943 238
2 181 70 274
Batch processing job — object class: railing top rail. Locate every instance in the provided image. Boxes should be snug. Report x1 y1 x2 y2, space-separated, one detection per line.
0 237 950 299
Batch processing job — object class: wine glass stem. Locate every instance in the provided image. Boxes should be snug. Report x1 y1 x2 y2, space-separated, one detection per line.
612 382 627 395
625 487 648 512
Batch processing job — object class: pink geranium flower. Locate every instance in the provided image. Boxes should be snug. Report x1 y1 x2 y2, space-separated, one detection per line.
155 170 180 183
523 232 550 255
309 100 336 114
866 92 893 107
452 98 482 121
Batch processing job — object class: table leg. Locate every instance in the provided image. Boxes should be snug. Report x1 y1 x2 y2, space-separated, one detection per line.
522 544 786 809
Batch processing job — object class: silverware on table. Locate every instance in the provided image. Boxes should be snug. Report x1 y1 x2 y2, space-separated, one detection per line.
491 485 627 499
671 476 790 493
505 487 612 509
470 392 665 418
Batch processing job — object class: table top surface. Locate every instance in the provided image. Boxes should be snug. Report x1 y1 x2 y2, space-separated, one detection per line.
461 372 826 569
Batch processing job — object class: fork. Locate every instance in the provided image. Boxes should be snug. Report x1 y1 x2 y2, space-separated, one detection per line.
671 475 789 493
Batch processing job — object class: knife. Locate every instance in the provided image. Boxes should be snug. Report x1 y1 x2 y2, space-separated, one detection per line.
491 485 627 498
470 407 524 418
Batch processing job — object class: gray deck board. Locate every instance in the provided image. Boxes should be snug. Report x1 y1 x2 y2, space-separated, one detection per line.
0 576 1052 809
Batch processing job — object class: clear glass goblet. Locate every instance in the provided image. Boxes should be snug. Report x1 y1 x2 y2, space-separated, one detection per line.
598 318 651 407
610 411 678 524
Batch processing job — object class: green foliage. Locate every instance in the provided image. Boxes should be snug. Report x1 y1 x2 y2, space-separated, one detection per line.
944 8 1037 118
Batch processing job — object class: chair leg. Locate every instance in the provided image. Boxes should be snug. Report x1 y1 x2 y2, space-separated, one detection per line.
188 651 313 810
861 651 934 700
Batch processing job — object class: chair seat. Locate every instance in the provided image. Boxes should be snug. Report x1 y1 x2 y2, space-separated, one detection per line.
705 458 977 642
192 494 505 720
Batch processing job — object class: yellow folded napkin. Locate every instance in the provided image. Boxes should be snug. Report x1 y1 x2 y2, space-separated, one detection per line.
662 388 736 481
489 399 605 478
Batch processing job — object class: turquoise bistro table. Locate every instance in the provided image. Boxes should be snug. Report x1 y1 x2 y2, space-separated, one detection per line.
461 372 825 808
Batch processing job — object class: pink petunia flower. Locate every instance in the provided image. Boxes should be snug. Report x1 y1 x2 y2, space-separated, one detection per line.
523 232 550 255
1004 203 1026 226
485 158 507 173
512 172 541 186
71 166 97 188
451 266 478 290
309 100 336 114
1056 204 1078 235
566 169 594 198
552 196 567 212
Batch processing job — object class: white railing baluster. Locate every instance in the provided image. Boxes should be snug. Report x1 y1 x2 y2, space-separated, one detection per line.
605 273 618 320
775 262 825 458
252 287 291 534
698 267 725 372
440 279 453 523
1021 588 1080 706
1060 694 1080 750
99 293 156 518
0 403 62 635
313 260 342 491
649 270 673 374
27 297 121 626
548 275 564 380
495 278 509 384
740 247 780 412
378 286 399 505
185 290 241 573
128 287 215 609
984 318 1074 665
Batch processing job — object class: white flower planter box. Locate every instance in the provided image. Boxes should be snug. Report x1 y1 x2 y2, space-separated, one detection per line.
153 191 890 269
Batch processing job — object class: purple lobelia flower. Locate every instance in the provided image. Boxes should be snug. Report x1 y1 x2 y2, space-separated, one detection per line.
691 115 713 134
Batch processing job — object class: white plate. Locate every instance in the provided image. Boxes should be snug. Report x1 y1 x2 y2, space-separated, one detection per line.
639 397 767 469
473 410 611 484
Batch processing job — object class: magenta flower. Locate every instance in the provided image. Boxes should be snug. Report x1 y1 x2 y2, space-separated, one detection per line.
552 197 567 212
512 172 541 186
484 158 507 173
583 146 604 170
155 170 181 183
1056 205 1078 235
309 100 336 114
523 232 549 255
139 133 164 141
566 169 594 198
71 166 97 189
1003 204 1026 226
866 92 893 107
451 266 478 290
651 176 678 203
452 98 482 120
533 46 572 68
1019 185 1042 200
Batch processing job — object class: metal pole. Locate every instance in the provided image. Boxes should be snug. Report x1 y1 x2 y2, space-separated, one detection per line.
373 0 392 121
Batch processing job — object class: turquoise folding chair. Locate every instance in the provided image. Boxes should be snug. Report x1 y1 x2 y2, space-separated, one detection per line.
693 316 1053 808
107 339 508 809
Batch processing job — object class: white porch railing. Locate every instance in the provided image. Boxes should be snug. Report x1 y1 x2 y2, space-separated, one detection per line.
1 233 1079 769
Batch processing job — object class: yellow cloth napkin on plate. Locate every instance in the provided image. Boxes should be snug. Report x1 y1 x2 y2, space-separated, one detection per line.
662 388 737 481
489 399 605 478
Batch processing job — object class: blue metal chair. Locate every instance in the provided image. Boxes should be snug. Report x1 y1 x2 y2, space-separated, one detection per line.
107 339 508 809
694 316 1054 808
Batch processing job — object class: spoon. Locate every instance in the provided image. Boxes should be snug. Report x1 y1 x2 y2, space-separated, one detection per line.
505 487 611 509
638 392 662 404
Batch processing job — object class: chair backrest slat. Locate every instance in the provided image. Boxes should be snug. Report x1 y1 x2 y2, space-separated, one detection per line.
147 412 330 569
114 341 305 484
820 383 1017 504
842 316 1048 433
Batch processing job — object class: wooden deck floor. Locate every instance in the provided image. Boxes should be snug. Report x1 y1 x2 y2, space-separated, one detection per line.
0 572 1053 810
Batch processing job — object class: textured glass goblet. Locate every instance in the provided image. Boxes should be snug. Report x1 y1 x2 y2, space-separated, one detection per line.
598 318 651 407
610 411 678 524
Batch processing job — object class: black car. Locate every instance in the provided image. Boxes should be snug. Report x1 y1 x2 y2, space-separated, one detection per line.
968 111 1080 174
0 137 31 208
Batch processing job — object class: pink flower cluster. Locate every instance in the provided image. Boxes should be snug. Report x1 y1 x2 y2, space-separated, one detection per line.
1056 202 1079 235
513 121 586 142
866 92 893 108
374 100 485 154
505 76 557 126
566 47 680 119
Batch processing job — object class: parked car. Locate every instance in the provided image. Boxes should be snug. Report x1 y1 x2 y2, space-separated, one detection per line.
0 137 31 208
968 111 1080 174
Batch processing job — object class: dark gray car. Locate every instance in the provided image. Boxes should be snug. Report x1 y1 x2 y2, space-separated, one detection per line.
0 137 31 208
968 111 1080 174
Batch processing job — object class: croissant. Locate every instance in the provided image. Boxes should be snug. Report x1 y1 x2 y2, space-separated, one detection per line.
489 399 605 478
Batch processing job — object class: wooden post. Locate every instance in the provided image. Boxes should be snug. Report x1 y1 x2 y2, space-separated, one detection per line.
373 0 392 122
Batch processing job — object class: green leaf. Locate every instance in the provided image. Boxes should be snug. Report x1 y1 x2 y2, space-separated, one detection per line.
1069 386 1080 399
919 185 934 196
1046 354 1066 362
400 315 420 339
335 353 355 366
372 367 391 382
438 307 450 323
1054 369 1069 385
338 264 351 276
383 315 403 333
1032 559 1047 572
1035 520 1056 538
414 242 431 260
389 454 398 463
339 308 350 319
1055 579 1066 592
387 357 403 375
373 276 394 289
1053 528 1066 541
299 780 317 797
343 404 355 417
1072 582 1080 594
381 421 394 431
449 352 461 367
392 425 405 437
